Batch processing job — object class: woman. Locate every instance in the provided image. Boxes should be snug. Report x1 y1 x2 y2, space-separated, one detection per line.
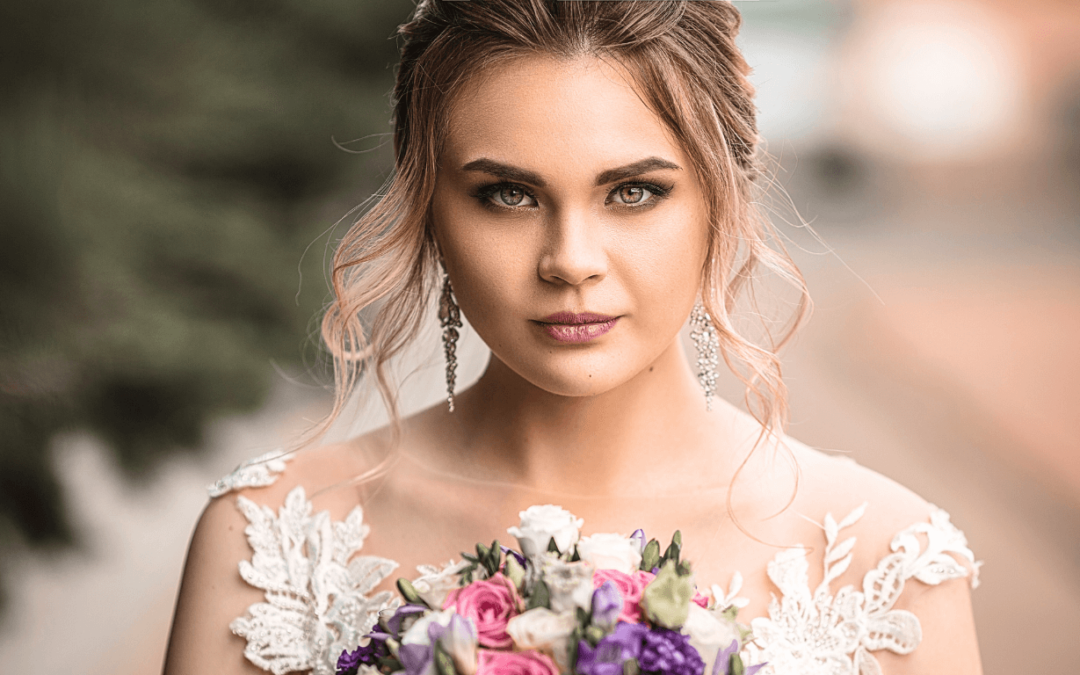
164 1 982 674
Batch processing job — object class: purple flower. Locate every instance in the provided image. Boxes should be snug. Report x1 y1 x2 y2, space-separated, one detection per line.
630 529 646 555
501 544 527 570
710 639 739 675
710 640 765 675
385 604 428 638
336 647 362 675
398 642 434 675
336 635 390 675
638 627 705 675
591 581 624 629
576 622 648 675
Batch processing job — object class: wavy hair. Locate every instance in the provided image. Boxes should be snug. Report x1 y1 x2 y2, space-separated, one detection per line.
316 0 810 461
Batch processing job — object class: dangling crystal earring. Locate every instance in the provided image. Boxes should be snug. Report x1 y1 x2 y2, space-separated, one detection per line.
689 299 719 411
438 270 462 413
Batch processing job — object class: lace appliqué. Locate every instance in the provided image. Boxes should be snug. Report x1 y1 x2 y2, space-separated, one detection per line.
748 504 980 675
231 486 400 675
208 449 292 498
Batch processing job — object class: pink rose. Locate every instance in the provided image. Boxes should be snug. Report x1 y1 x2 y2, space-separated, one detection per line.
592 569 655 624
443 572 521 648
477 650 560 675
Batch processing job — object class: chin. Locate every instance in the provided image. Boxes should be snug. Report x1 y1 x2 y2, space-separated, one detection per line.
511 353 636 399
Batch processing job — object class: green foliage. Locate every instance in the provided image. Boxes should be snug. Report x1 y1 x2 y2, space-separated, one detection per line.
641 560 694 629
525 579 551 611
0 0 416 607
397 578 428 608
503 554 526 591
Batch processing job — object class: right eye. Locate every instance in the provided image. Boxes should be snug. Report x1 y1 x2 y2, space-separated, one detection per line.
474 183 538 211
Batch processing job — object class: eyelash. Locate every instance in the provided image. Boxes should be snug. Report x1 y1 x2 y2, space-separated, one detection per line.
471 180 673 213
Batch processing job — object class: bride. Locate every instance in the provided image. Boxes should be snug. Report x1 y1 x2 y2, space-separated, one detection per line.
163 1 982 674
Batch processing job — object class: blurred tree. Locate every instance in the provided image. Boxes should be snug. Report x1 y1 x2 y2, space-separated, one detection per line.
0 0 415 608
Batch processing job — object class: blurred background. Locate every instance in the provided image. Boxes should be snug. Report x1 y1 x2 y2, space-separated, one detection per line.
0 0 1077 673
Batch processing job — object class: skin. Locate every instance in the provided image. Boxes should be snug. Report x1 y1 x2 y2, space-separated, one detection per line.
163 54 982 675
427 53 729 498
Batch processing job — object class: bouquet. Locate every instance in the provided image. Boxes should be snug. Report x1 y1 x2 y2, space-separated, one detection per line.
337 505 763 675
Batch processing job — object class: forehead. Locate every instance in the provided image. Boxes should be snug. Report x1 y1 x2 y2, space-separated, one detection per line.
441 54 684 172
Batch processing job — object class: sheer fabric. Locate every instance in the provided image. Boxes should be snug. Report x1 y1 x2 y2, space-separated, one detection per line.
209 451 979 675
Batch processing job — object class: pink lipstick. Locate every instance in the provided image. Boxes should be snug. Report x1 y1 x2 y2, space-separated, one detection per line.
536 312 619 343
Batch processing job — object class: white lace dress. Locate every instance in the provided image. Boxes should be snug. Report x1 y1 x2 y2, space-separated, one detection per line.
209 451 981 675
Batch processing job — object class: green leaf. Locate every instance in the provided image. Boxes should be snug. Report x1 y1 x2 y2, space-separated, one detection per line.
484 539 502 576
731 653 745 675
396 578 427 607
547 536 561 555
660 530 682 569
576 606 590 627
476 542 490 561
385 637 401 658
504 555 526 591
641 539 661 571
641 559 693 629
623 659 641 675
568 627 582 667
434 643 458 675
584 624 606 646
527 579 551 610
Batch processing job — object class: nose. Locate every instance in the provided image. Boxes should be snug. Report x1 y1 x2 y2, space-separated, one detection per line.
536 207 607 286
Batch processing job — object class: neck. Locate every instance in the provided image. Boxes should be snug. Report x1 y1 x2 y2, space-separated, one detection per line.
429 339 756 497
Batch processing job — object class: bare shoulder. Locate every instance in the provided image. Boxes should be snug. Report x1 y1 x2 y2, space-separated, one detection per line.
163 434 394 675
779 434 980 586
779 435 983 675
786 435 937 539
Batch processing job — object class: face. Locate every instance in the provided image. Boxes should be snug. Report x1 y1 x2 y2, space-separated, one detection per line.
430 54 710 398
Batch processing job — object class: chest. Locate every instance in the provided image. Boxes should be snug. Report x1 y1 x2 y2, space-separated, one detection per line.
350 484 835 623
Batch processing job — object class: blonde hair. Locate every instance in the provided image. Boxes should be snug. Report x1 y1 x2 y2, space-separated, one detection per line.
316 0 810 456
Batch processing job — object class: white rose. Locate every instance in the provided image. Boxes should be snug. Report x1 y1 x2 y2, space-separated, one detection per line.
412 559 469 608
507 505 584 559
400 609 455 646
576 532 643 574
506 608 578 671
683 604 741 675
540 558 595 614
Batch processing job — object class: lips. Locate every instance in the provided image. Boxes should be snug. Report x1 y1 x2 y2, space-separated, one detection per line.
536 312 619 343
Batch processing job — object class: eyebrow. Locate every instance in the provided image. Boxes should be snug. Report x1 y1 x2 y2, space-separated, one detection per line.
460 156 682 188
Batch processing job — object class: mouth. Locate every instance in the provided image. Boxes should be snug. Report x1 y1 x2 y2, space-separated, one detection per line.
535 312 620 343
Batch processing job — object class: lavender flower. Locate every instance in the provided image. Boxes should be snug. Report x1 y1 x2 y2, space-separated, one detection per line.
630 529 646 555
591 581 624 629
336 635 390 675
710 639 765 675
638 627 705 675
711 640 739 675
576 623 648 675
397 642 434 675
336 647 362 675
384 604 429 639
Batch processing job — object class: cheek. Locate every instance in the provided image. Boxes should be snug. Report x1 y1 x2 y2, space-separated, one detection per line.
618 216 708 327
437 220 534 339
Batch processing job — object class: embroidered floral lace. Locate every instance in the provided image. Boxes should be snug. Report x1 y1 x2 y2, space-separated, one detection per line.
209 453 980 675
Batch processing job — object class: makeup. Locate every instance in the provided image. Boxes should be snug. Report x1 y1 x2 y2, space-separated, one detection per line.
536 312 619 343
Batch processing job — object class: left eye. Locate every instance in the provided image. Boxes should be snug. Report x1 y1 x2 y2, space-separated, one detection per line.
611 185 653 205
